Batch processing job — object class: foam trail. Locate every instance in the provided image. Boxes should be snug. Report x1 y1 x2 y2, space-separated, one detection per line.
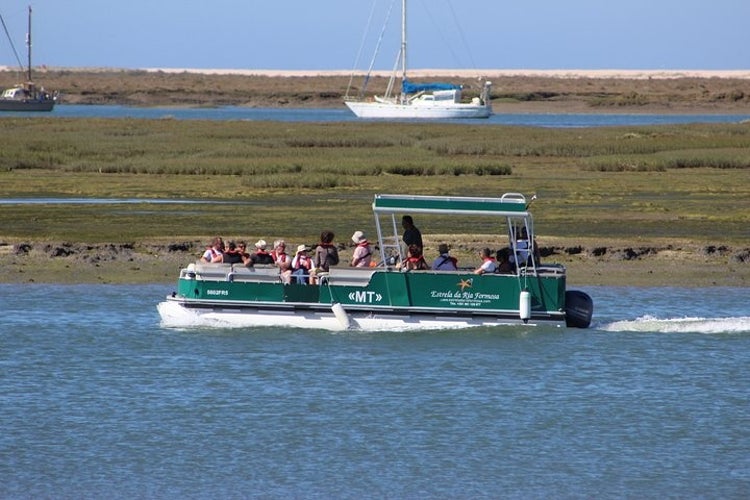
601 315 750 334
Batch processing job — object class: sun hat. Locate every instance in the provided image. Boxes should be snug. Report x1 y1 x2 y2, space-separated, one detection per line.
351 230 366 244
297 244 310 253
255 239 267 250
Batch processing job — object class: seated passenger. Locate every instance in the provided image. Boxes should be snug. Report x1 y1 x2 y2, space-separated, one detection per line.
495 248 514 274
292 244 312 284
237 241 252 266
249 239 274 265
272 240 293 284
310 230 339 284
400 244 428 271
200 236 224 263
222 240 244 264
350 231 373 267
313 230 339 273
474 248 497 275
431 243 458 271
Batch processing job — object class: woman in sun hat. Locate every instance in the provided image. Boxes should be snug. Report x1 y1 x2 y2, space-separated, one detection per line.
350 230 372 268
292 244 312 284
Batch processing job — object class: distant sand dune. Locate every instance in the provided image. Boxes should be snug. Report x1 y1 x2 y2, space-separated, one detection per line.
2 66 749 79
132 68 750 80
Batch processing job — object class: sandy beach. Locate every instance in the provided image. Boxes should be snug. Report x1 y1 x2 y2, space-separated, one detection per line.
141 68 750 79
8 66 747 79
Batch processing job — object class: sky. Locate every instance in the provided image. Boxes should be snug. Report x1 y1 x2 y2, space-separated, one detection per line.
1 0 747 71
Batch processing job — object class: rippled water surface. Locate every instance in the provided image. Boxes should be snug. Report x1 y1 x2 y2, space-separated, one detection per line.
2 284 749 498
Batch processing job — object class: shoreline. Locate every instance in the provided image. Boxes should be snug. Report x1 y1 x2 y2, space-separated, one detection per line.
2 240 748 288
4 67 750 111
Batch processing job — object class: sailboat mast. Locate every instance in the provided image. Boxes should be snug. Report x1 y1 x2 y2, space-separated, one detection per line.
26 5 32 82
400 0 407 82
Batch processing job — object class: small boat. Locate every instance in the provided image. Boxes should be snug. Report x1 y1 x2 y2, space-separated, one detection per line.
0 6 56 112
158 193 593 331
344 0 492 119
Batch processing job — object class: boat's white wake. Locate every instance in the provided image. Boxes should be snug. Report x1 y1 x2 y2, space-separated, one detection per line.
601 315 750 334
157 301 279 329
156 301 548 332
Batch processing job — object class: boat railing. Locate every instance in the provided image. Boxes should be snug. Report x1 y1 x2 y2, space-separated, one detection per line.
500 192 527 204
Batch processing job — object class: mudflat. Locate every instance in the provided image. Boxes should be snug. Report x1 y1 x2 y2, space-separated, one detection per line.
1 238 747 288
4 68 748 113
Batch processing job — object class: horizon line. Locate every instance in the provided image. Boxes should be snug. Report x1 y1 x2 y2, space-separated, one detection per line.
2 66 750 79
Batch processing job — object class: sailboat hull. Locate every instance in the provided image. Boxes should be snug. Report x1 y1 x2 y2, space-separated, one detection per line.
0 99 54 112
345 100 491 119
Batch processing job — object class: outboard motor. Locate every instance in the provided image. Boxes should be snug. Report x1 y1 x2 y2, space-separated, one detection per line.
565 290 594 328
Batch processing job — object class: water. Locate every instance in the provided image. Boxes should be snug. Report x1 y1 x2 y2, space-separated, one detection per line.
4 104 749 127
2 284 749 498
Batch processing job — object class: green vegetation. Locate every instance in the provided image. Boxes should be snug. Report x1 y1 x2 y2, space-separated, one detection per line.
0 118 749 247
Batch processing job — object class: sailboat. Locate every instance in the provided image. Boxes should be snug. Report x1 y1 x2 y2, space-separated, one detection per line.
0 5 56 112
345 0 492 119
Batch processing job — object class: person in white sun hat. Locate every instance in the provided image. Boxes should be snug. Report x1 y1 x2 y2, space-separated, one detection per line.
350 230 373 268
292 244 312 284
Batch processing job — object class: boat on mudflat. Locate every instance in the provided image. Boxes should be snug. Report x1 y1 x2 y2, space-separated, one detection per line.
157 193 593 331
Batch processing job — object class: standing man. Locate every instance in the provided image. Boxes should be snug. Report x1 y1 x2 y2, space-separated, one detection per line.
402 215 423 251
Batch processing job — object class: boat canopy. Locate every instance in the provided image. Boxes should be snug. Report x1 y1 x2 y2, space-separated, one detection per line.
373 194 529 217
402 79 460 94
372 193 533 267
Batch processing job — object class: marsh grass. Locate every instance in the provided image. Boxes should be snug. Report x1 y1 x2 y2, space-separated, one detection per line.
0 119 748 246
583 147 750 171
